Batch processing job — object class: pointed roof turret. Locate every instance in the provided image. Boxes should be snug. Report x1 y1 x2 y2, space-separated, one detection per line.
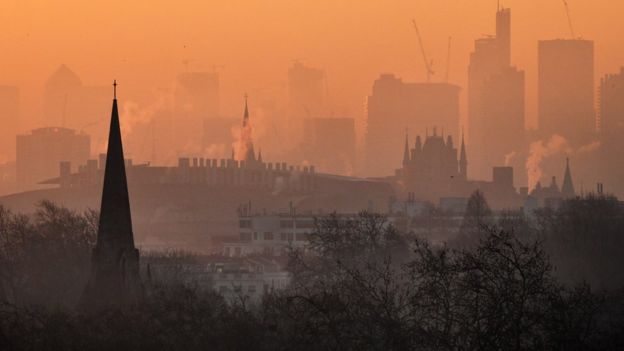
460 131 467 165
243 93 250 127
415 135 422 153
549 176 559 192
561 157 575 198
257 148 263 162
403 129 410 165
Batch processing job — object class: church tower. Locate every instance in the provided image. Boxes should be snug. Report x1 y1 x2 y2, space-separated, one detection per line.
240 94 257 162
459 131 468 180
561 157 576 198
81 81 141 309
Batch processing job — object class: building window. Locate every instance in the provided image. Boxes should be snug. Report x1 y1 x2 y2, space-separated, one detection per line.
280 233 288 241
296 233 309 241
288 233 294 241
253 232 258 240
239 219 251 228
295 220 314 228
240 232 252 241
280 220 293 228
264 232 274 240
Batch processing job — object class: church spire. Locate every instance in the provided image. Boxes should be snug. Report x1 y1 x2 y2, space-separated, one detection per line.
243 93 249 127
240 94 256 162
81 80 141 309
403 129 410 165
459 129 467 180
561 157 575 198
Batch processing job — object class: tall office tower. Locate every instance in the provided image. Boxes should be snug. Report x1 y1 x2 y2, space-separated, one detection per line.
16 127 90 191
468 7 525 180
287 62 325 143
302 117 356 175
43 65 109 149
0 86 19 163
481 67 525 167
599 67 624 141
173 71 219 153
595 68 624 196
538 39 595 146
365 74 460 177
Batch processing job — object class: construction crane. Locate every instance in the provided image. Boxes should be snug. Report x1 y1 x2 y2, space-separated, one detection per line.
411 19 435 82
562 0 576 39
445 36 452 83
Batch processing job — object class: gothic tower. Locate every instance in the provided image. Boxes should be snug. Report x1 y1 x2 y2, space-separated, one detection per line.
561 157 576 198
81 81 141 309
459 131 468 181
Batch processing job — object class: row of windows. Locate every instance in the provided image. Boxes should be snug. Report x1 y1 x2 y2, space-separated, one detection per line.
280 220 315 228
240 232 310 241
218 284 264 294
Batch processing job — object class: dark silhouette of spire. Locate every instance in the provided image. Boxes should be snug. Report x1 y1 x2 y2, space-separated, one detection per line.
257 148 263 162
243 93 250 127
561 157 575 198
81 80 141 310
403 129 410 165
97 80 134 250
459 130 468 180
241 94 256 162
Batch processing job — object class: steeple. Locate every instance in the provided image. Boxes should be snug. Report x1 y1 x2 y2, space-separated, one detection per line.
243 93 250 127
459 130 468 180
81 81 141 310
239 94 256 162
402 129 410 165
257 148 263 162
561 157 575 198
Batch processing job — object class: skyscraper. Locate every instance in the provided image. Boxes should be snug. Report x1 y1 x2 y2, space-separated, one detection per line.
538 39 595 145
468 7 525 180
81 81 141 309
0 86 19 163
599 67 624 141
365 74 460 176
43 65 110 150
288 61 325 119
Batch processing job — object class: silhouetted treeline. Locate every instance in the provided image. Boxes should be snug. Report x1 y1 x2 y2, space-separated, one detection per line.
1 199 624 350
0 201 97 307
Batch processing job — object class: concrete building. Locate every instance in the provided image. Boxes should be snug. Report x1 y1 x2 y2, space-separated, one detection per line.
16 127 90 191
43 65 109 149
365 74 460 176
0 85 19 163
302 117 356 175
287 61 325 142
599 67 624 140
538 39 595 145
468 7 525 180
223 207 315 257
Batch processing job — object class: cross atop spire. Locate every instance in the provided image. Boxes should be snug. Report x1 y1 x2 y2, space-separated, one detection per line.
113 80 117 100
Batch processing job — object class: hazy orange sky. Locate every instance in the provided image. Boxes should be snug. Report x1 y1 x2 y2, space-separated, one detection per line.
2 0 624 132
